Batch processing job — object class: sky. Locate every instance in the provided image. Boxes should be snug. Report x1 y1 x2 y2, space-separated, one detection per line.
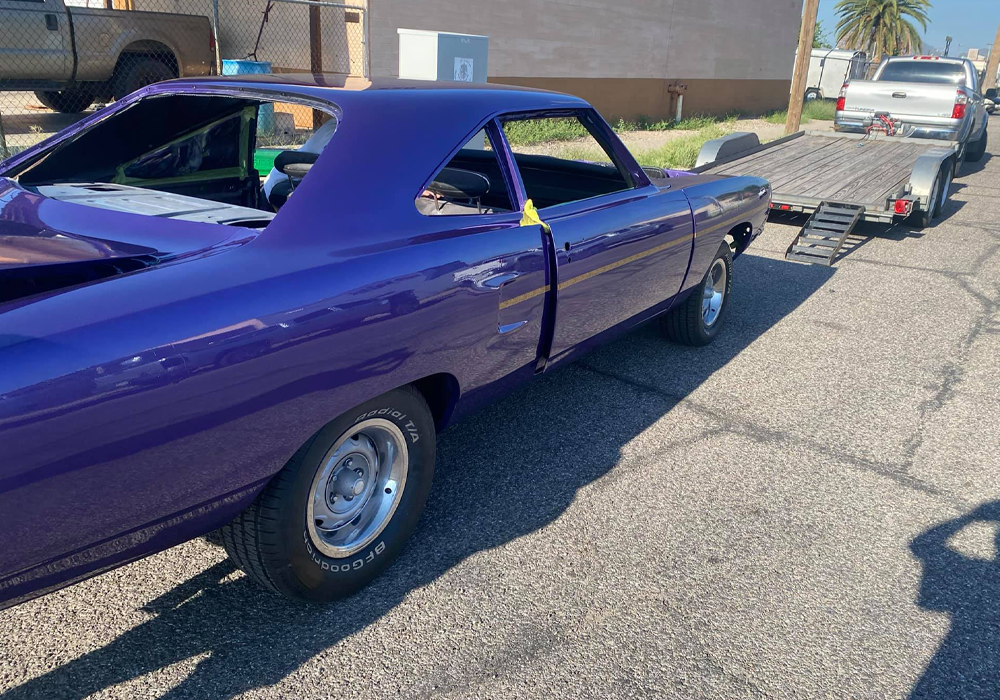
816 0 999 56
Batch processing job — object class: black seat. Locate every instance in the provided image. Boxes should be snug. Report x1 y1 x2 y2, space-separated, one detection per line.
427 167 490 200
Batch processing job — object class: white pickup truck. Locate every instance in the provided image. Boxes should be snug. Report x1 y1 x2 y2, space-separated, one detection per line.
0 0 214 113
834 56 989 165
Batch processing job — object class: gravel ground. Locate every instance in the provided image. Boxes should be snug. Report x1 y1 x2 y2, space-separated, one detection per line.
2 123 999 700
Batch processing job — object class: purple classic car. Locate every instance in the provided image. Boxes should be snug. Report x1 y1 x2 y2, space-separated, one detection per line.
0 75 769 608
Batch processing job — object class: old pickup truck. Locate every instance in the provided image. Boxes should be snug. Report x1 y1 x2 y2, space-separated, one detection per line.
834 56 989 164
0 0 214 113
0 75 769 608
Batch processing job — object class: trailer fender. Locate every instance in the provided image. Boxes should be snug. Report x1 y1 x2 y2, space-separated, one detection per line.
695 132 760 169
909 148 955 208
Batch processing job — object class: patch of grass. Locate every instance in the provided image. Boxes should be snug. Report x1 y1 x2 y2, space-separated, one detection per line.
612 113 734 133
632 125 728 170
503 117 589 146
764 99 837 126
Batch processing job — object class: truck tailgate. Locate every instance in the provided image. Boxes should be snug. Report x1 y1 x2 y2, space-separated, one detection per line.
843 80 959 125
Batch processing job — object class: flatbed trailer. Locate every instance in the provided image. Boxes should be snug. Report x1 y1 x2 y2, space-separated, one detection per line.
692 131 960 265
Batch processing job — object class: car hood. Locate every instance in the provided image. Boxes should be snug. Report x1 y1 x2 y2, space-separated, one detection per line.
0 178 244 272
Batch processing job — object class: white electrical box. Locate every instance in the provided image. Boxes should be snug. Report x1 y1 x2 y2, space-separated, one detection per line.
398 29 489 83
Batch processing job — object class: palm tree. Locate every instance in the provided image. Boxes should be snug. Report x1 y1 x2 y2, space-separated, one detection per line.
834 0 932 61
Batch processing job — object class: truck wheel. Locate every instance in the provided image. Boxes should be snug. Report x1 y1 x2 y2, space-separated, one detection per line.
966 128 988 163
33 89 94 114
804 89 821 102
220 386 435 602
661 241 733 346
113 57 176 100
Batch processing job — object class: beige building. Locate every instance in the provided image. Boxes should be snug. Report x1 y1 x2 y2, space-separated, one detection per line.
371 0 803 119
131 0 801 120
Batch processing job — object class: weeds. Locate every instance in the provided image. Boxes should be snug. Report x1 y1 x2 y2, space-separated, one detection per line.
764 100 837 125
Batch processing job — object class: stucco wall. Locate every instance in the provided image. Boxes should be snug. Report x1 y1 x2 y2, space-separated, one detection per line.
371 0 802 117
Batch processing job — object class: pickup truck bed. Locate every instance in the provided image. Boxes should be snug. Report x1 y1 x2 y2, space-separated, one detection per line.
697 130 956 222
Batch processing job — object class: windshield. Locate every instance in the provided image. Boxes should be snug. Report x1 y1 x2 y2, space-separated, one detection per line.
878 61 966 85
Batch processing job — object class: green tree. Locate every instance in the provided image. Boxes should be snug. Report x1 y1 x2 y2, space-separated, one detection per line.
833 0 931 60
813 19 832 48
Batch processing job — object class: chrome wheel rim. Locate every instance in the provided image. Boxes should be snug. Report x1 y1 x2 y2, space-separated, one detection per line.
702 258 727 327
306 419 408 558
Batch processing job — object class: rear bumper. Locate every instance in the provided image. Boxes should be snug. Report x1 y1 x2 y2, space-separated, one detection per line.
835 111 964 142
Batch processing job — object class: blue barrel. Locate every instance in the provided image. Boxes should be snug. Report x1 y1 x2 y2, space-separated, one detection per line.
222 59 274 133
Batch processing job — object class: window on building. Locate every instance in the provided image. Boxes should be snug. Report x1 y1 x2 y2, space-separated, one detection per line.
501 113 633 209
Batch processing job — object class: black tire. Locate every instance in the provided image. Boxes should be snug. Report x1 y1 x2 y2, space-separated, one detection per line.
220 386 435 602
112 57 176 100
804 89 821 102
33 89 94 114
916 168 942 229
661 241 733 346
966 127 988 163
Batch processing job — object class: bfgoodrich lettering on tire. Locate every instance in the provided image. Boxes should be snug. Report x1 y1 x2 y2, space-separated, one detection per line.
220 385 435 602
660 241 733 346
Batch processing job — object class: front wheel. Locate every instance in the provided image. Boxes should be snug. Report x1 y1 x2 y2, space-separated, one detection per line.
660 241 733 346
221 386 436 602
33 89 94 113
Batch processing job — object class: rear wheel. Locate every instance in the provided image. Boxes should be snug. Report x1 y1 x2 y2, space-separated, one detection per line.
113 57 175 100
661 241 733 346
221 386 436 602
966 127 988 163
33 89 94 114
804 88 821 102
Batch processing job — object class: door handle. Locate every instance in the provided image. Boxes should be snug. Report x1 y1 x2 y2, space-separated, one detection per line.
892 91 906 98
481 272 519 289
44 13 59 30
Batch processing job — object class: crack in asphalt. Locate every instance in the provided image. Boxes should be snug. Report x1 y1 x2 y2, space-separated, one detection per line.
574 363 953 502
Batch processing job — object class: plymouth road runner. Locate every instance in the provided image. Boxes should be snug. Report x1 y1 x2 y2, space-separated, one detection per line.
0 75 769 607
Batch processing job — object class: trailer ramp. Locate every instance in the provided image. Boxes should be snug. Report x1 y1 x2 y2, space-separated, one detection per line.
784 202 865 266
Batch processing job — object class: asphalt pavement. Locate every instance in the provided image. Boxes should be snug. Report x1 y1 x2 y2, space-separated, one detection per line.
2 126 999 700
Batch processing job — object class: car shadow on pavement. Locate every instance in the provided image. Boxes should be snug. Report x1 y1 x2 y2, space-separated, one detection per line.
0 253 835 700
908 501 1000 700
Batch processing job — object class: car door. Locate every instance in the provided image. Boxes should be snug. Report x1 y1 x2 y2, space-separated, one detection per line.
500 111 694 362
414 124 552 380
0 0 72 81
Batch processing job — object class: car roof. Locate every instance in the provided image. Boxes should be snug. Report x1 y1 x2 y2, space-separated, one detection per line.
154 74 590 113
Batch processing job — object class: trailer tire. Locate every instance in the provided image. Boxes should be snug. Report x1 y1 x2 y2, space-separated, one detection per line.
220 386 435 602
804 89 821 102
33 89 94 114
661 242 732 346
915 164 953 229
966 127 988 163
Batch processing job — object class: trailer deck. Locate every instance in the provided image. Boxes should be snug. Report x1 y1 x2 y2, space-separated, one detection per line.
692 130 960 265
696 131 957 223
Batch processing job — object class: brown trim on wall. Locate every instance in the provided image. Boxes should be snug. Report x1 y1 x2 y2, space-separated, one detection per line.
488 77 792 120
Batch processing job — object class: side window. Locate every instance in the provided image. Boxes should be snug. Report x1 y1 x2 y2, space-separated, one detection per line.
416 129 514 216
502 114 633 209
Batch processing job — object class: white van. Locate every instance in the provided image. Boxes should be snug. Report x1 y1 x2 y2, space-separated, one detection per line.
804 48 868 101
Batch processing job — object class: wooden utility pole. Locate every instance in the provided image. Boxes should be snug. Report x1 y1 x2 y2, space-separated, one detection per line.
309 5 323 128
785 0 821 135
985 16 1000 92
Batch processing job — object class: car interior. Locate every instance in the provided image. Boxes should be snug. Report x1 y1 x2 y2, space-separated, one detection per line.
10 94 290 230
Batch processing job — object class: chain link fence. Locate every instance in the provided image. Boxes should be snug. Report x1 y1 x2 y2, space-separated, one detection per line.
0 0 367 159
